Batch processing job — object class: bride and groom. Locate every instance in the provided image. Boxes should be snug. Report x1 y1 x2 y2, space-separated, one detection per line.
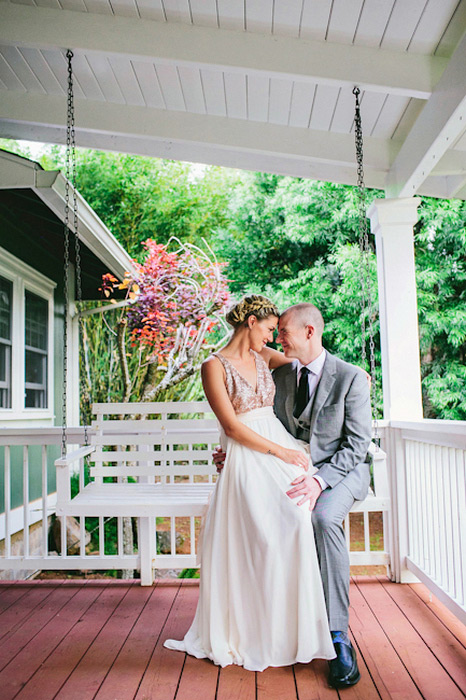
164 295 372 688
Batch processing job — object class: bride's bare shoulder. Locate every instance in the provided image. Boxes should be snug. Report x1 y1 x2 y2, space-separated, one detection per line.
260 346 293 369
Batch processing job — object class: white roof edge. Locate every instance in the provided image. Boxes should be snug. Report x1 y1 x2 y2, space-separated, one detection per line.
0 149 134 281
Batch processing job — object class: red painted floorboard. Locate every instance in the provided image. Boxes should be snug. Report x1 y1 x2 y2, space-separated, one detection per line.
135 580 189 700
0 583 58 643
94 582 177 700
54 583 150 700
0 583 105 700
15 584 137 700
356 576 465 700
0 578 462 700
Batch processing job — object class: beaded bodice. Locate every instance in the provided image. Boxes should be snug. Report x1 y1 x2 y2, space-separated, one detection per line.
213 350 276 415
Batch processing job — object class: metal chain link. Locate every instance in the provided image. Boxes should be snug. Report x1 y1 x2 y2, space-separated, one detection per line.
61 49 89 456
353 87 379 442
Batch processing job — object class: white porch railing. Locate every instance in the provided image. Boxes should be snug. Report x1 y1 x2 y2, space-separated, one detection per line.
388 419 466 625
1 413 465 626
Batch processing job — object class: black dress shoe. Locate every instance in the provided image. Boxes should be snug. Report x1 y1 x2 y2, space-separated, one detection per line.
328 641 361 688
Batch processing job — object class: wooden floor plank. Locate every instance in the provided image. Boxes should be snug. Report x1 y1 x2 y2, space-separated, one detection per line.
256 666 297 700
0 583 84 671
355 576 465 700
409 582 466 648
15 584 139 700
94 582 178 700
54 583 151 700
379 579 466 696
176 655 219 700
0 584 30 614
293 659 338 700
0 577 462 700
135 580 194 700
346 628 385 700
0 583 58 643
0 583 106 700
350 577 423 700
216 664 256 700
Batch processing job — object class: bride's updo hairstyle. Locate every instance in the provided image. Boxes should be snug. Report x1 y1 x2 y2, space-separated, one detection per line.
226 295 280 329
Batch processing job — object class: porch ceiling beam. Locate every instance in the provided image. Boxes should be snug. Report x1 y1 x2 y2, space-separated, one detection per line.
0 3 445 99
0 90 397 177
385 32 466 198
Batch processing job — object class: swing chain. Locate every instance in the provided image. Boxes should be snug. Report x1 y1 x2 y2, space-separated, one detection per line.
61 49 89 457
353 86 379 442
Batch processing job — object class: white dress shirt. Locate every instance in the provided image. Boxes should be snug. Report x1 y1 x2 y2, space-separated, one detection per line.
296 350 328 491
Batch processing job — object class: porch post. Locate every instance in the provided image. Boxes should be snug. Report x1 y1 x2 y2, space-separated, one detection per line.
368 197 422 583
368 197 423 421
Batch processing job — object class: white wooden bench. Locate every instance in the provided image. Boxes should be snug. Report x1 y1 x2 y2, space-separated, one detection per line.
55 401 389 584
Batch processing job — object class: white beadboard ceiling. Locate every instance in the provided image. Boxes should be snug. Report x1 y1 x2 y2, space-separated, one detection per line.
0 0 465 199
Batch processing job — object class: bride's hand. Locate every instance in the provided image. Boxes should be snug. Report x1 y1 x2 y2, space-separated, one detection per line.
280 448 309 471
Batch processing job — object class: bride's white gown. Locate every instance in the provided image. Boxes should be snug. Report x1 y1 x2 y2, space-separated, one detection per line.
164 351 335 671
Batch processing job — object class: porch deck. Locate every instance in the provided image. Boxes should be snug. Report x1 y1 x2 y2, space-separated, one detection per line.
0 577 464 700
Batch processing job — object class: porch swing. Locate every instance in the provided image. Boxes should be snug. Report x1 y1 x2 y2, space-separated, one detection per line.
54 51 390 584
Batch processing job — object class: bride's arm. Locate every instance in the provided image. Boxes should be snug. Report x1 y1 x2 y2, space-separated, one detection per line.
260 346 293 369
202 357 308 469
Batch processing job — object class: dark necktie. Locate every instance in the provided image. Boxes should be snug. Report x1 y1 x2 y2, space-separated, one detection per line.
293 367 310 418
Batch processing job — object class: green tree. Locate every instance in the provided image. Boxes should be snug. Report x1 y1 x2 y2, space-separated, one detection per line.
415 197 466 418
42 148 240 258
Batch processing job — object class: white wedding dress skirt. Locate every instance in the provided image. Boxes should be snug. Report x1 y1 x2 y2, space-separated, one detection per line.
164 406 335 671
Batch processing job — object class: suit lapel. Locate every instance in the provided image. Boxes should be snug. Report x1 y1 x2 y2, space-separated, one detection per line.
284 361 298 428
309 352 336 433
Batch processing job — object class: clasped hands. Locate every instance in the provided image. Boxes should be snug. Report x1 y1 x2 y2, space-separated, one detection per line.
212 447 322 511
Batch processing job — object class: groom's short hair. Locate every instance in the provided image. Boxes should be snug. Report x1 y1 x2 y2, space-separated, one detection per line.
283 303 325 336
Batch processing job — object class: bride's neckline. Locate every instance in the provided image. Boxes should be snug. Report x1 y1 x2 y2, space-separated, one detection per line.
216 350 259 394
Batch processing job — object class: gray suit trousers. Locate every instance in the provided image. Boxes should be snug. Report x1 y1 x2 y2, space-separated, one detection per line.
311 480 355 631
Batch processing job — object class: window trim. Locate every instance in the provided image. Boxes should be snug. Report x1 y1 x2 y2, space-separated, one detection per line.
0 247 56 420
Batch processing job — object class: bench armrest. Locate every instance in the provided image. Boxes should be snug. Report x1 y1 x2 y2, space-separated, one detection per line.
55 445 96 468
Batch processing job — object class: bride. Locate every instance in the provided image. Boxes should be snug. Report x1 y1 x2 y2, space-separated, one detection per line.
164 295 335 671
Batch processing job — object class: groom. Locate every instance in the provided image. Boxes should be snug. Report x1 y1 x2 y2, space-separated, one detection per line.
274 302 371 688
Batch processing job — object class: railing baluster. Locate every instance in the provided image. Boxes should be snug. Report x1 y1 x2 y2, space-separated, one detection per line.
364 511 370 553
5 446 11 559
23 445 29 558
450 448 460 603
456 449 466 606
444 448 454 595
61 515 67 558
406 441 414 562
426 444 435 581
436 446 447 590
190 516 195 557
99 516 105 556
42 445 48 557
118 517 123 558
171 516 176 555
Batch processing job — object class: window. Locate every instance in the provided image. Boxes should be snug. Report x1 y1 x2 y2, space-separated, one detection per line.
25 291 48 408
0 275 12 408
0 247 55 418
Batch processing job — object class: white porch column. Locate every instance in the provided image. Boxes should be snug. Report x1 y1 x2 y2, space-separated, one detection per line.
368 197 422 583
368 197 423 421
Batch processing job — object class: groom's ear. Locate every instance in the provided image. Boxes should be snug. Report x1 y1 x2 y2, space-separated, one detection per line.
306 324 315 338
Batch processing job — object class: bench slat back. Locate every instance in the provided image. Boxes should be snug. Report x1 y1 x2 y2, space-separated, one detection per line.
89 401 219 481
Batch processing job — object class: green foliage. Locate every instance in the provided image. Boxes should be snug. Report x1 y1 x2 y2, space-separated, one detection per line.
41 147 239 258
3 138 463 420
178 568 200 578
415 197 466 418
214 174 379 293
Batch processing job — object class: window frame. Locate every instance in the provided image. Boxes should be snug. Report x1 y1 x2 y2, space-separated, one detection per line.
0 247 55 420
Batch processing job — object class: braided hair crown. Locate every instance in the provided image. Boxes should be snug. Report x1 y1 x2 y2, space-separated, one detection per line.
226 295 280 329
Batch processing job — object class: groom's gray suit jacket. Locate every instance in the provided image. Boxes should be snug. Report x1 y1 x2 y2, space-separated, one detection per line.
273 351 372 501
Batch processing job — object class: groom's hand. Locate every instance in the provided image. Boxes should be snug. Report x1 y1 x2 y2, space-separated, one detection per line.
213 445 226 473
286 474 323 511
